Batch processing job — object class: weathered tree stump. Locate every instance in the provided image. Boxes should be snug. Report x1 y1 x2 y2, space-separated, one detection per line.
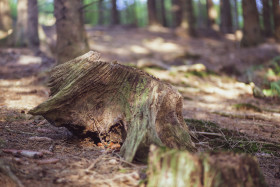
147 145 267 187
29 51 196 162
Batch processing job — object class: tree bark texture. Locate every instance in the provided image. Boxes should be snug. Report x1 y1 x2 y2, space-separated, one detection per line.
263 0 272 37
0 0 12 32
54 0 89 64
29 51 196 162
172 0 182 27
220 0 233 33
147 145 267 187
180 0 196 36
241 0 262 47
273 0 280 41
111 0 120 25
206 0 217 29
27 0 39 47
148 0 160 26
14 0 28 46
159 0 167 27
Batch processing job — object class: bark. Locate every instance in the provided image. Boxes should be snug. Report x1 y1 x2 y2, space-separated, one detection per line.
111 0 120 25
241 0 262 47
148 0 160 26
273 0 280 41
0 0 12 32
262 0 272 37
159 0 167 27
220 0 233 33
54 0 89 64
172 0 182 27
27 0 39 47
14 0 28 46
180 0 196 36
147 145 267 187
206 0 217 29
232 0 239 30
29 51 196 162
98 0 104 25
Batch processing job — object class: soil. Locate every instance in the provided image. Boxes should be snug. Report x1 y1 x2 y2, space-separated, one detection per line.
0 27 280 186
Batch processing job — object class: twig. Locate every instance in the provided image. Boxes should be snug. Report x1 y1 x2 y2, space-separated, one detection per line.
194 131 223 137
5 126 35 135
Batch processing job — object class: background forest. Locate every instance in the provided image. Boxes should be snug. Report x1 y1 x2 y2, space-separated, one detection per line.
1 0 280 187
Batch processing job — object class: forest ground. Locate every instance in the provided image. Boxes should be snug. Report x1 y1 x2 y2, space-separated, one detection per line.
1 27 280 187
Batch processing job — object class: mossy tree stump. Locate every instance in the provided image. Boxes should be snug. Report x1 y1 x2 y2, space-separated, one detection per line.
29 51 196 162
148 145 267 187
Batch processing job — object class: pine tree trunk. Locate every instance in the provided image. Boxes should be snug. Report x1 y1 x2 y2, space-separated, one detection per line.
14 0 28 46
263 0 272 37
273 0 280 41
27 0 39 47
206 0 217 30
220 0 233 33
172 0 182 27
0 0 12 32
180 0 196 36
148 0 160 26
159 0 167 27
29 51 196 162
111 0 120 25
54 0 89 64
241 0 262 47
232 0 239 31
98 0 104 25
147 145 267 187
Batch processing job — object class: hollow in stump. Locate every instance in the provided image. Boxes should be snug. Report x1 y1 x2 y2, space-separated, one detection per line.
29 51 196 162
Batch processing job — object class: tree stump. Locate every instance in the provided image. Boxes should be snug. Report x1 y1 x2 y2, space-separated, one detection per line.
29 51 196 162
147 145 267 187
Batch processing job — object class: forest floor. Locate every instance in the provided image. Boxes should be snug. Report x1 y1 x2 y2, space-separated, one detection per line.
1 27 280 187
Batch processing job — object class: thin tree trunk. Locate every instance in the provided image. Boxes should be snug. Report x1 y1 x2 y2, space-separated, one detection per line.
232 0 239 31
206 0 217 30
220 0 233 33
0 0 12 32
197 0 205 28
14 0 28 46
273 0 280 41
181 0 196 36
172 0 182 27
54 0 89 64
159 0 167 27
98 0 104 25
241 0 262 47
111 0 120 25
27 0 39 47
262 0 272 37
148 0 160 26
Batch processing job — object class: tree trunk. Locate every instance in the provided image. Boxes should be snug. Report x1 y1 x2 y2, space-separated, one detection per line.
14 0 28 46
148 0 160 27
27 0 39 47
180 0 196 37
220 0 233 33
54 0 89 64
232 0 239 31
262 0 272 37
241 0 262 47
111 0 120 25
273 0 280 41
172 0 182 28
159 0 167 27
98 0 104 25
0 0 12 32
29 51 196 162
206 0 217 30
147 145 267 187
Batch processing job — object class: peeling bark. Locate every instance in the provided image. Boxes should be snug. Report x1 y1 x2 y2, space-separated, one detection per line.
29 51 196 162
